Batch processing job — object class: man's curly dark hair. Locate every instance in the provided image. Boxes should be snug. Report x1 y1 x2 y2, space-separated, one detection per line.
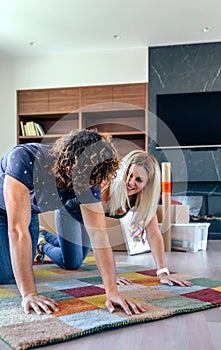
50 129 120 193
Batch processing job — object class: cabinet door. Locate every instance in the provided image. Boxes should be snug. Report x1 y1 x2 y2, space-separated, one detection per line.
17 90 49 114
48 88 80 113
112 83 147 109
81 86 112 110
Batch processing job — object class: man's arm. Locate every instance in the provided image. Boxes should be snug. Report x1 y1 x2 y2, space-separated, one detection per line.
4 175 59 314
80 201 146 315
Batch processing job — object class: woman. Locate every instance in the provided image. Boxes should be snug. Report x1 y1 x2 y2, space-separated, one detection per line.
0 129 145 316
38 150 192 287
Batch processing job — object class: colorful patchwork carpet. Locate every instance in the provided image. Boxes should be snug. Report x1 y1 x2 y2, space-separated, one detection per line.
1 257 221 350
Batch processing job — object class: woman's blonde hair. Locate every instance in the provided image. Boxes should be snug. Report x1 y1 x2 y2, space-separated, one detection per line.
108 150 161 227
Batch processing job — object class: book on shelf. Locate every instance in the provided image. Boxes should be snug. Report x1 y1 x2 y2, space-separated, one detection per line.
26 121 36 136
20 121 25 136
20 121 45 136
35 123 45 135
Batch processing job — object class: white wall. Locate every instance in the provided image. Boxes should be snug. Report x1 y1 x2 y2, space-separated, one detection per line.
0 47 148 157
0 58 16 156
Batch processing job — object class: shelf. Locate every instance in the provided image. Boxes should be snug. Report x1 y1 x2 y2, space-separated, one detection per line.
19 134 65 140
18 134 67 145
105 131 145 136
19 112 78 119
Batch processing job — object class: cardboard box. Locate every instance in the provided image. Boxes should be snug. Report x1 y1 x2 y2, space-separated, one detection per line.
157 205 189 224
165 223 210 252
39 212 127 251
105 217 127 251
39 211 56 234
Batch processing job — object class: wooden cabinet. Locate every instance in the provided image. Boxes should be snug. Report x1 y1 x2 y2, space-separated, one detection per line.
17 83 148 156
112 83 146 108
17 90 49 114
48 88 80 113
81 86 112 108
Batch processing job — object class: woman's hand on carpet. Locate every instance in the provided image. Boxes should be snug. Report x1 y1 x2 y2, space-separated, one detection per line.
160 274 193 287
21 292 59 315
105 293 146 316
116 276 132 285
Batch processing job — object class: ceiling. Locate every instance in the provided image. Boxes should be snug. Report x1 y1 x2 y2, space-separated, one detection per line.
1 0 221 58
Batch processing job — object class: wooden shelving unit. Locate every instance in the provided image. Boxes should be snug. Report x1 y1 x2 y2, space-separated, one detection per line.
17 83 148 157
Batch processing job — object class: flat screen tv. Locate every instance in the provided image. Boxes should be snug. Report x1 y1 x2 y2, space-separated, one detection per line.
156 91 221 149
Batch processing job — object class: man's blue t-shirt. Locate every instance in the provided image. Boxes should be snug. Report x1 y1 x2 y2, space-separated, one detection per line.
0 143 101 222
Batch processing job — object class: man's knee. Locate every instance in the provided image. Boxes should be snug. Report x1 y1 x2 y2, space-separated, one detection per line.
63 260 82 270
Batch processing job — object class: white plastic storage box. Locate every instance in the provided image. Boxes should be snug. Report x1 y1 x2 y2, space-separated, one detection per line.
170 223 210 252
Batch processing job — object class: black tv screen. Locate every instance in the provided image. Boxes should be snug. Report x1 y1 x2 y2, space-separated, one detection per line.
156 91 221 149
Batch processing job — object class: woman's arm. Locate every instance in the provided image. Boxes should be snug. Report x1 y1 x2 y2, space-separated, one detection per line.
4 175 59 314
146 214 192 286
80 201 146 315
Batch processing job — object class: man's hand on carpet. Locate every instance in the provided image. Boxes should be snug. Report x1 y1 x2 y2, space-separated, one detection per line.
116 276 132 285
160 274 193 287
21 292 59 315
105 293 146 316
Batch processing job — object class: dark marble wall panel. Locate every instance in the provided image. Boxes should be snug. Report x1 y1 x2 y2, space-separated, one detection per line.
148 42 221 187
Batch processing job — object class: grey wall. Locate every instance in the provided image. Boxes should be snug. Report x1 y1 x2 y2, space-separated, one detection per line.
148 42 221 193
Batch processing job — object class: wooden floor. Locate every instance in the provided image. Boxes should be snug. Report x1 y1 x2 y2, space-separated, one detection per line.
1 240 221 350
